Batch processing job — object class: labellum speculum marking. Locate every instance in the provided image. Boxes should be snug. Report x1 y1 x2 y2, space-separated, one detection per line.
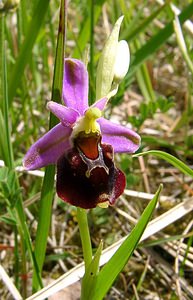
56 131 126 209
75 132 109 178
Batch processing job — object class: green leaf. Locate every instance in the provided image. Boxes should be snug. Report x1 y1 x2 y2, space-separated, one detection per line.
72 1 105 59
133 150 193 178
139 231 193 249
122 2 168 42
32 0 67 291
45 253 69 262
157 97 174 113
81 241 103 299
0 15 13 168
0 166 8 182
173 15 193 75
8 0 50 104
0 111 10 166
0 167 22 205
0 216 16 226
90 185 162 300
1 12 43 290
127 2 193 83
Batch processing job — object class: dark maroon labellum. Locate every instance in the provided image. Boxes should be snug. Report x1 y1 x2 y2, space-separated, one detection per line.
56 132 126 209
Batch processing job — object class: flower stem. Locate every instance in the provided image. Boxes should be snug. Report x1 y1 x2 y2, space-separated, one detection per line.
77 208 92 271
32 0 67 291
89 0 95 104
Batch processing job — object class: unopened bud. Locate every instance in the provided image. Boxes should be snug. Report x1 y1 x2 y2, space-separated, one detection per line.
113 40 130 83
96 16 124 100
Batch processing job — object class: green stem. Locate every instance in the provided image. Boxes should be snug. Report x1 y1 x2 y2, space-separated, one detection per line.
89 0 95 104
20 231 27 298
32 0 67 291
1 15 14 168
77 208 92 271
13 227 19 288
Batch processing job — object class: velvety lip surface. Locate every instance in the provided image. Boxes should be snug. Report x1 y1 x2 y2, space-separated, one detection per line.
56 143 126 209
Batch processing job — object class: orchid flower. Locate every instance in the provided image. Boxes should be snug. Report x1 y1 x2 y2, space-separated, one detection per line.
23 58 140 209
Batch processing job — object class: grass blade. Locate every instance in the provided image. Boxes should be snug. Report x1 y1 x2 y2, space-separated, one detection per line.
25 194 193 300
0 16 13 167
90 185 162 300
127 2 193 82
122 1 168 42
0 12 43 291
133 150 193 178
173 15 193 75
32 0 67 291
8 0 50 104
132 38 155 102
72 1 105 59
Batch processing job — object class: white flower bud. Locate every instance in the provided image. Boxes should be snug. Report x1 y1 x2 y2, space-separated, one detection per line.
96 16 124 100
113 40 130 82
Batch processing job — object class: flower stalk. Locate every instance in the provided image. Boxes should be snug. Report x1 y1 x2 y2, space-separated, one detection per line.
77 208 92 271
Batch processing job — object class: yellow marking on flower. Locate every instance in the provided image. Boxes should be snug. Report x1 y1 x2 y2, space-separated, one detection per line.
84 107 102 134
72 107 102 139
97 201 109 208
85 170 90 178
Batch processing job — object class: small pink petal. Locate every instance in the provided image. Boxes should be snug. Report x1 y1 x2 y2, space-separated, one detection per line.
47 101 80 127
90 97 108 111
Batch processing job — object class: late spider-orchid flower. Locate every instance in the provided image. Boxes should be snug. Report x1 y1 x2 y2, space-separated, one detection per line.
23 59 140 209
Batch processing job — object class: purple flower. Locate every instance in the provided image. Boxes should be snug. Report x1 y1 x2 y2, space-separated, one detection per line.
23 59 140 209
